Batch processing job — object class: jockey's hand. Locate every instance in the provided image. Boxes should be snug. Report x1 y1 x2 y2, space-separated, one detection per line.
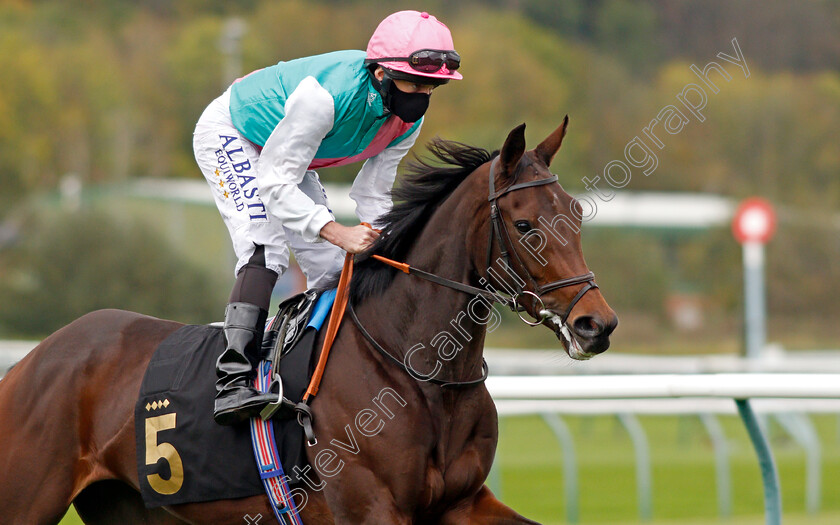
319 222 380 254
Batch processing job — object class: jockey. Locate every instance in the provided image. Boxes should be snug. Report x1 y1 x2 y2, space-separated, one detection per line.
193 10 462 425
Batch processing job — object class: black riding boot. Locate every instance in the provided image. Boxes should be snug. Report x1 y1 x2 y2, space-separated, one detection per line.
213 302 276 425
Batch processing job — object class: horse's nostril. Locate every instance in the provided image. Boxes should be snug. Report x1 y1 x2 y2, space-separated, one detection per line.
572 315 602 339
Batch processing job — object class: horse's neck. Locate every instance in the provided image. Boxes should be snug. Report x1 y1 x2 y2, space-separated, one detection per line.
361 180 489 385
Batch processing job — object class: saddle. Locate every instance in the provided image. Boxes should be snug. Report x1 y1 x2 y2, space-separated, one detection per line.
134 289 332 509
258 288 336 420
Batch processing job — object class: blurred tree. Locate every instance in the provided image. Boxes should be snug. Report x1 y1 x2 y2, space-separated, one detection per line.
2 0 840 345
656 0 840 73
0 29 60 220
581 229 670 315
165 15 227 177
490 0 840 73
593 0 662 75
769 226 840 318
0 209 218 337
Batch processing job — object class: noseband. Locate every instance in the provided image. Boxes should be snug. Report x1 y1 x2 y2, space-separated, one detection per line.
485 157 598 326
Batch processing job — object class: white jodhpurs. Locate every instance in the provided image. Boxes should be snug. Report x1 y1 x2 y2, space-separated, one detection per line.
193 89 345 289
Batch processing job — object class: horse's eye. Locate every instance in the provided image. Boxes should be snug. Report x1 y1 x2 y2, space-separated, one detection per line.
514 220 532 234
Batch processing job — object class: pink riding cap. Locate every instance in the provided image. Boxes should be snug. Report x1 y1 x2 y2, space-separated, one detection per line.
366 10 463 81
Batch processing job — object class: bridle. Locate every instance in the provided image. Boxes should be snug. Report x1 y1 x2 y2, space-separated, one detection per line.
484 157 598 326
348 155 598 387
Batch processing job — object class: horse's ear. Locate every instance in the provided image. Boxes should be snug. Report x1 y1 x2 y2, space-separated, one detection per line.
499 123 527 177
534 115 569 167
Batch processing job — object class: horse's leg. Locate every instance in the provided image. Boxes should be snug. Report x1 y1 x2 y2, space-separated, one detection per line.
442 485 541 525
308 461 410 525
0 335 90 524
326 492 411 525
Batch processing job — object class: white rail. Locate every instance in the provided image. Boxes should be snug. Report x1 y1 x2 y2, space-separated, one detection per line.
487 374 840 525
486 373 840 400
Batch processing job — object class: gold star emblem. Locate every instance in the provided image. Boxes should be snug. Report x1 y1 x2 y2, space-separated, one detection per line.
218 180 224 188
223 191 229 199
214 168 220 177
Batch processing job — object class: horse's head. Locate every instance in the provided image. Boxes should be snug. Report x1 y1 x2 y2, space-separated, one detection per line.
480 118 617 359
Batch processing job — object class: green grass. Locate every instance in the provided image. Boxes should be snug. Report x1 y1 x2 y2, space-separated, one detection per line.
494 414 840 524
59 510 82 525
609 513 840 525
59 414 840 524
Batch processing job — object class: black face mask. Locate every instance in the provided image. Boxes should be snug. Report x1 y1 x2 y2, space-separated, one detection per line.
386 80 430 123
370 71 431 123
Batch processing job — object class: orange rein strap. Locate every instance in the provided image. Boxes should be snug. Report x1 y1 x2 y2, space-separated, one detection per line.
302 252 354 401
303 223 380 403
371 254 410 273
301 226 504 404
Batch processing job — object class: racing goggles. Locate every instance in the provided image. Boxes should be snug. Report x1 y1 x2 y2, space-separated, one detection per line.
375 49 461 73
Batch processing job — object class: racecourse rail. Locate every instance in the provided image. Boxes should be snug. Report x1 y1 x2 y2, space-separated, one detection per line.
487 374 840 525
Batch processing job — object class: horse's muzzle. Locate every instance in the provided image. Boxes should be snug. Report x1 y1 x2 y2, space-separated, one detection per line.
548 311 618 360
573 313 618 355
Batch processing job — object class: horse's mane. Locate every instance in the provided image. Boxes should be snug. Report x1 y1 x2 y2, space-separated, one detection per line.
346 138 497 303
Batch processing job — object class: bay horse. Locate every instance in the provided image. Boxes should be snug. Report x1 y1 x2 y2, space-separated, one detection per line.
0 118 616 524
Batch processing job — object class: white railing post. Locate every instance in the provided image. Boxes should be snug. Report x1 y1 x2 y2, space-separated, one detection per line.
699 413 732 518
617 413 652 521
773 413 821 514
541 413 579 524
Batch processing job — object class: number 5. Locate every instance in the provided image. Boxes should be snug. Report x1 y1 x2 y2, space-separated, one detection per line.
145 413 184 495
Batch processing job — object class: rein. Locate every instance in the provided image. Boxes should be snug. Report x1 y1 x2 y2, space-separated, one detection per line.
296 156 599 444
348 156 599 387
370 254 507 304
348 300 489 388
366 157 598 324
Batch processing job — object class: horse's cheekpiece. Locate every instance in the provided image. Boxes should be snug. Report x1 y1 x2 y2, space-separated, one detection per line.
134 290 332 510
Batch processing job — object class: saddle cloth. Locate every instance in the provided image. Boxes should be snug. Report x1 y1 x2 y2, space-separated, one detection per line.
134 291 329 508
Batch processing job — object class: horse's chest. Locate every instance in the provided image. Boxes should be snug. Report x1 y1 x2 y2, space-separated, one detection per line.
420 414 498 511
418 443 489 518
